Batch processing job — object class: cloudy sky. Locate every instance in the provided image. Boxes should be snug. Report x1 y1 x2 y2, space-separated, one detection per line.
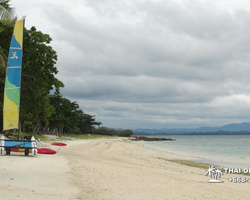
10 0 250 129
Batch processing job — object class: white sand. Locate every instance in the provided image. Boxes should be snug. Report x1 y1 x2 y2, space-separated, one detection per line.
1 138 250 199
0 143 77 200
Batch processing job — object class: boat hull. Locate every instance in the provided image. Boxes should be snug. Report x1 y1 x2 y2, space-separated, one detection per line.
51 142 67 146
10 148 56 154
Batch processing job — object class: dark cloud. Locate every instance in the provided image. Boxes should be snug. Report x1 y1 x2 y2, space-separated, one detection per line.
11 0 250 128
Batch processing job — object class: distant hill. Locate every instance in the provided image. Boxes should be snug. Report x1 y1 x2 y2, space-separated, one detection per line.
133 122 250 134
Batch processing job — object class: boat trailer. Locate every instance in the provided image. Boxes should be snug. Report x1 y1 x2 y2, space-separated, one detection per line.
0 135 37 156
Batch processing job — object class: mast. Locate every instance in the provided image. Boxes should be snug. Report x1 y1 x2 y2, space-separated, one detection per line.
18 17 25 135
3 19 24 132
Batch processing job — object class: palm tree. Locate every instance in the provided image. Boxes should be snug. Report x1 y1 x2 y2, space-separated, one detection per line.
0 0 14 23
0 0 15 70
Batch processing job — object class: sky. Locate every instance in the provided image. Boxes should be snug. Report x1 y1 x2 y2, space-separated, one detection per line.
9 0 250 129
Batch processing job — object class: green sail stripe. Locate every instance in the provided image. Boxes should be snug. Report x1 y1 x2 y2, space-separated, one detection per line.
5 76 20 106
5 76 18 89
5 88 20 106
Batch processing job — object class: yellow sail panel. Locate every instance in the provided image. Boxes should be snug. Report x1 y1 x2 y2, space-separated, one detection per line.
3 90 18 109
14 20 23 48
3 91 19 129
3 108 19 130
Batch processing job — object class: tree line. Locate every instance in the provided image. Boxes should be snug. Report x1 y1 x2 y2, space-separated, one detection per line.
0 1 133 137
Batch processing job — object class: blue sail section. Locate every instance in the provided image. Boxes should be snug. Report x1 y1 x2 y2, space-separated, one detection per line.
6 68 21 88
8 49 22 67
10 35 21 49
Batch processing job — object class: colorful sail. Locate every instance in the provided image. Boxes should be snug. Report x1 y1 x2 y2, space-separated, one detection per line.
3 20 24 130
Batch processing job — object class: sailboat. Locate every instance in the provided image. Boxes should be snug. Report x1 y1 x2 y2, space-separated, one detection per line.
0 18 37 156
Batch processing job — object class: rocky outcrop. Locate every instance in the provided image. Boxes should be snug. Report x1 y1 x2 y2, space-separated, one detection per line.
130 136 176 141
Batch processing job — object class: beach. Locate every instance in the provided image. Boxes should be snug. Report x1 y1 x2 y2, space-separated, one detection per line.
0 137 249 200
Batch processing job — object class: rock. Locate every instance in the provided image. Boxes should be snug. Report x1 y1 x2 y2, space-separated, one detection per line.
130 136 176 141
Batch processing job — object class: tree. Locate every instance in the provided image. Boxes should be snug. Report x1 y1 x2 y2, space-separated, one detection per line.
20 26 64 133
0 0 15 68
0 24 64 131
117 129 133 137
32 95 56 135
93 127 116 136
48 95 81 135
48 95 102 135
0 0 14 23
82 114 102 133
92 127 133 137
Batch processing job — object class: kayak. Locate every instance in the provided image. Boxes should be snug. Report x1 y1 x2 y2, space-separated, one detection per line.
10 148 57 154
51 142 67 146
37 148 57 154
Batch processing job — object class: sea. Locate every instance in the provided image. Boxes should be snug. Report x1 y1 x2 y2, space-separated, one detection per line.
135 134 250 168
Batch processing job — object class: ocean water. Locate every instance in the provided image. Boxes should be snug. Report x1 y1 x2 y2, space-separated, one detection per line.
135 135 250 168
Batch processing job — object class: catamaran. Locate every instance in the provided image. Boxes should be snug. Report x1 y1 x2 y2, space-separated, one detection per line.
0 18 37 156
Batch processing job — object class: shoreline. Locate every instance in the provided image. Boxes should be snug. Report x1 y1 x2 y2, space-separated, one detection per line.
1 137 250 199
62 138 249 199
134 136 250 169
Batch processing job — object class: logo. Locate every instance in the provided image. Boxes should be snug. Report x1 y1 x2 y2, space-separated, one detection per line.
10 52 18 59
206 166 223 183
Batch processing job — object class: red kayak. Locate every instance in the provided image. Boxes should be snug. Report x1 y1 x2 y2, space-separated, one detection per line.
10 148 57 154
51 142 67 146
37 148 57 154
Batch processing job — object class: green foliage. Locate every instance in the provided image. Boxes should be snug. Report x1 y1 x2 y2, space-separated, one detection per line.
0 0 15 26
117 129 133 137
93 127 116 136
0 47 7 72
23 121 34 133
0 23 65 132
21 26 64 128
42 96 56 125
48 95 78 134
48 95 102 135
92 127 133 137
82 114 102 132
0 1 15 69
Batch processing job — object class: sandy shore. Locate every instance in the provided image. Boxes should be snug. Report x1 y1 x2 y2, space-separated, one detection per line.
1 138 250 199
0 142 78 200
